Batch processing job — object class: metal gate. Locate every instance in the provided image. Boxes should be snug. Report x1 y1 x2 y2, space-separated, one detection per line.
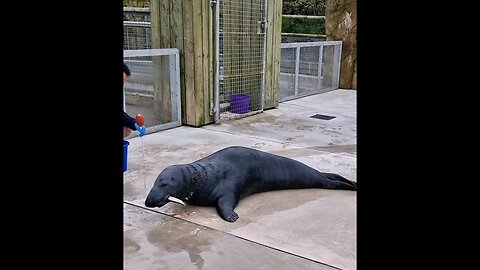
123 49 182 135
214 0 267 122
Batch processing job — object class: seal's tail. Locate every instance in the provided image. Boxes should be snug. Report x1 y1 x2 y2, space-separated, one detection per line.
320 172 357 191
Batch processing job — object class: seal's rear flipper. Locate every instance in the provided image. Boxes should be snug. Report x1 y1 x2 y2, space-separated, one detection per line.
323 173 357 190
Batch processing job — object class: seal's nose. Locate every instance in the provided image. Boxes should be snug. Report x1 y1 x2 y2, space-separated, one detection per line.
144 198 156 207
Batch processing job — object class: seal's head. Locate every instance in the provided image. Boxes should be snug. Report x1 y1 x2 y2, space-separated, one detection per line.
145 165 187 208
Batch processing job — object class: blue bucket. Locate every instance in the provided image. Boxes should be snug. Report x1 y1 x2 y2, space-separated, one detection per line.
123 140 130 172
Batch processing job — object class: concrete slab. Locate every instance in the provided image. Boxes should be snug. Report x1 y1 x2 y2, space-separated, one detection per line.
203 90 356 149
124 204 337 270
124 89 357 269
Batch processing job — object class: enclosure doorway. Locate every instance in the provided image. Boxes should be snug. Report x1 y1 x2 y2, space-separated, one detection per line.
214 0 268 122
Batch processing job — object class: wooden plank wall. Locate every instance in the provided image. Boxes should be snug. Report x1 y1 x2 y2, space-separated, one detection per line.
151 0 214 127
151 0 172 123
183 0 195 125
264 0 282 109
150 0 281 125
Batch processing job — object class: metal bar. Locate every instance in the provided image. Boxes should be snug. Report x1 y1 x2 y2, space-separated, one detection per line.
317 44 323 91
169 54 177 122
214 0 220 121
123 21 151 27
281 41 342 48
127 121 182 138
123 7 150 13
221 31 260 35
170 52 182 124
125 26 130 50
282 14 325 19
294 46 300 96
333 43 342 88
260 0 268 111
124 48 179 57
123 85 126 111
281 33 326 38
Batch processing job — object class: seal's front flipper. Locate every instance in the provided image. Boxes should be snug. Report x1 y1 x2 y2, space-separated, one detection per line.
216 194 239 222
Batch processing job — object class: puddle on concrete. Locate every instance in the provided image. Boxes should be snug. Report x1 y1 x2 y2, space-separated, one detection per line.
124 237 141 253
124 209 339 270
124 216 213 270
146 221 211 269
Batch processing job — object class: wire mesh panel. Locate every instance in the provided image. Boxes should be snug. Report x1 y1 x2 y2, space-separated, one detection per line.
123 21 152 50
123 8 151 22
298 46 321 94
124 49 181 134
279 47 297 100
280 41 342 102
215 0 267 121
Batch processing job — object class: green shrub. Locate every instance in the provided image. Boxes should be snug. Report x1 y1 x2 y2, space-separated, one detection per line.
282 17 325 34
283 0 325 16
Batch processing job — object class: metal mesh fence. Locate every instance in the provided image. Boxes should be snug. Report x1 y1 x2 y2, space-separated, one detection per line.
124 49 181 134
123 6 151 50
216 0 266 121
321 45 335 90
279 47 297 101
123 9 151 22
123 6 343 124
123 21 152 50
279 41 342 102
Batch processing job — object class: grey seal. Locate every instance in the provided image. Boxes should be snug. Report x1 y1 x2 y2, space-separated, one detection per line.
145 146 357 222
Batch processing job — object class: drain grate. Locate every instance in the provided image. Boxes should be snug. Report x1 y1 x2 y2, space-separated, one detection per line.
310 114 336 120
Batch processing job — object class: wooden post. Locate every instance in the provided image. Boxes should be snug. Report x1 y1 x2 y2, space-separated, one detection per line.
183 0 196 124
192 0 205 124
202 0 212 123
151 0 172 123
272 0 282 106
264 0 282 109
171 0 185 122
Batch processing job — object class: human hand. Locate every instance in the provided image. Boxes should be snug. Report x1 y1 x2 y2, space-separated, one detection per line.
134 123 147 136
